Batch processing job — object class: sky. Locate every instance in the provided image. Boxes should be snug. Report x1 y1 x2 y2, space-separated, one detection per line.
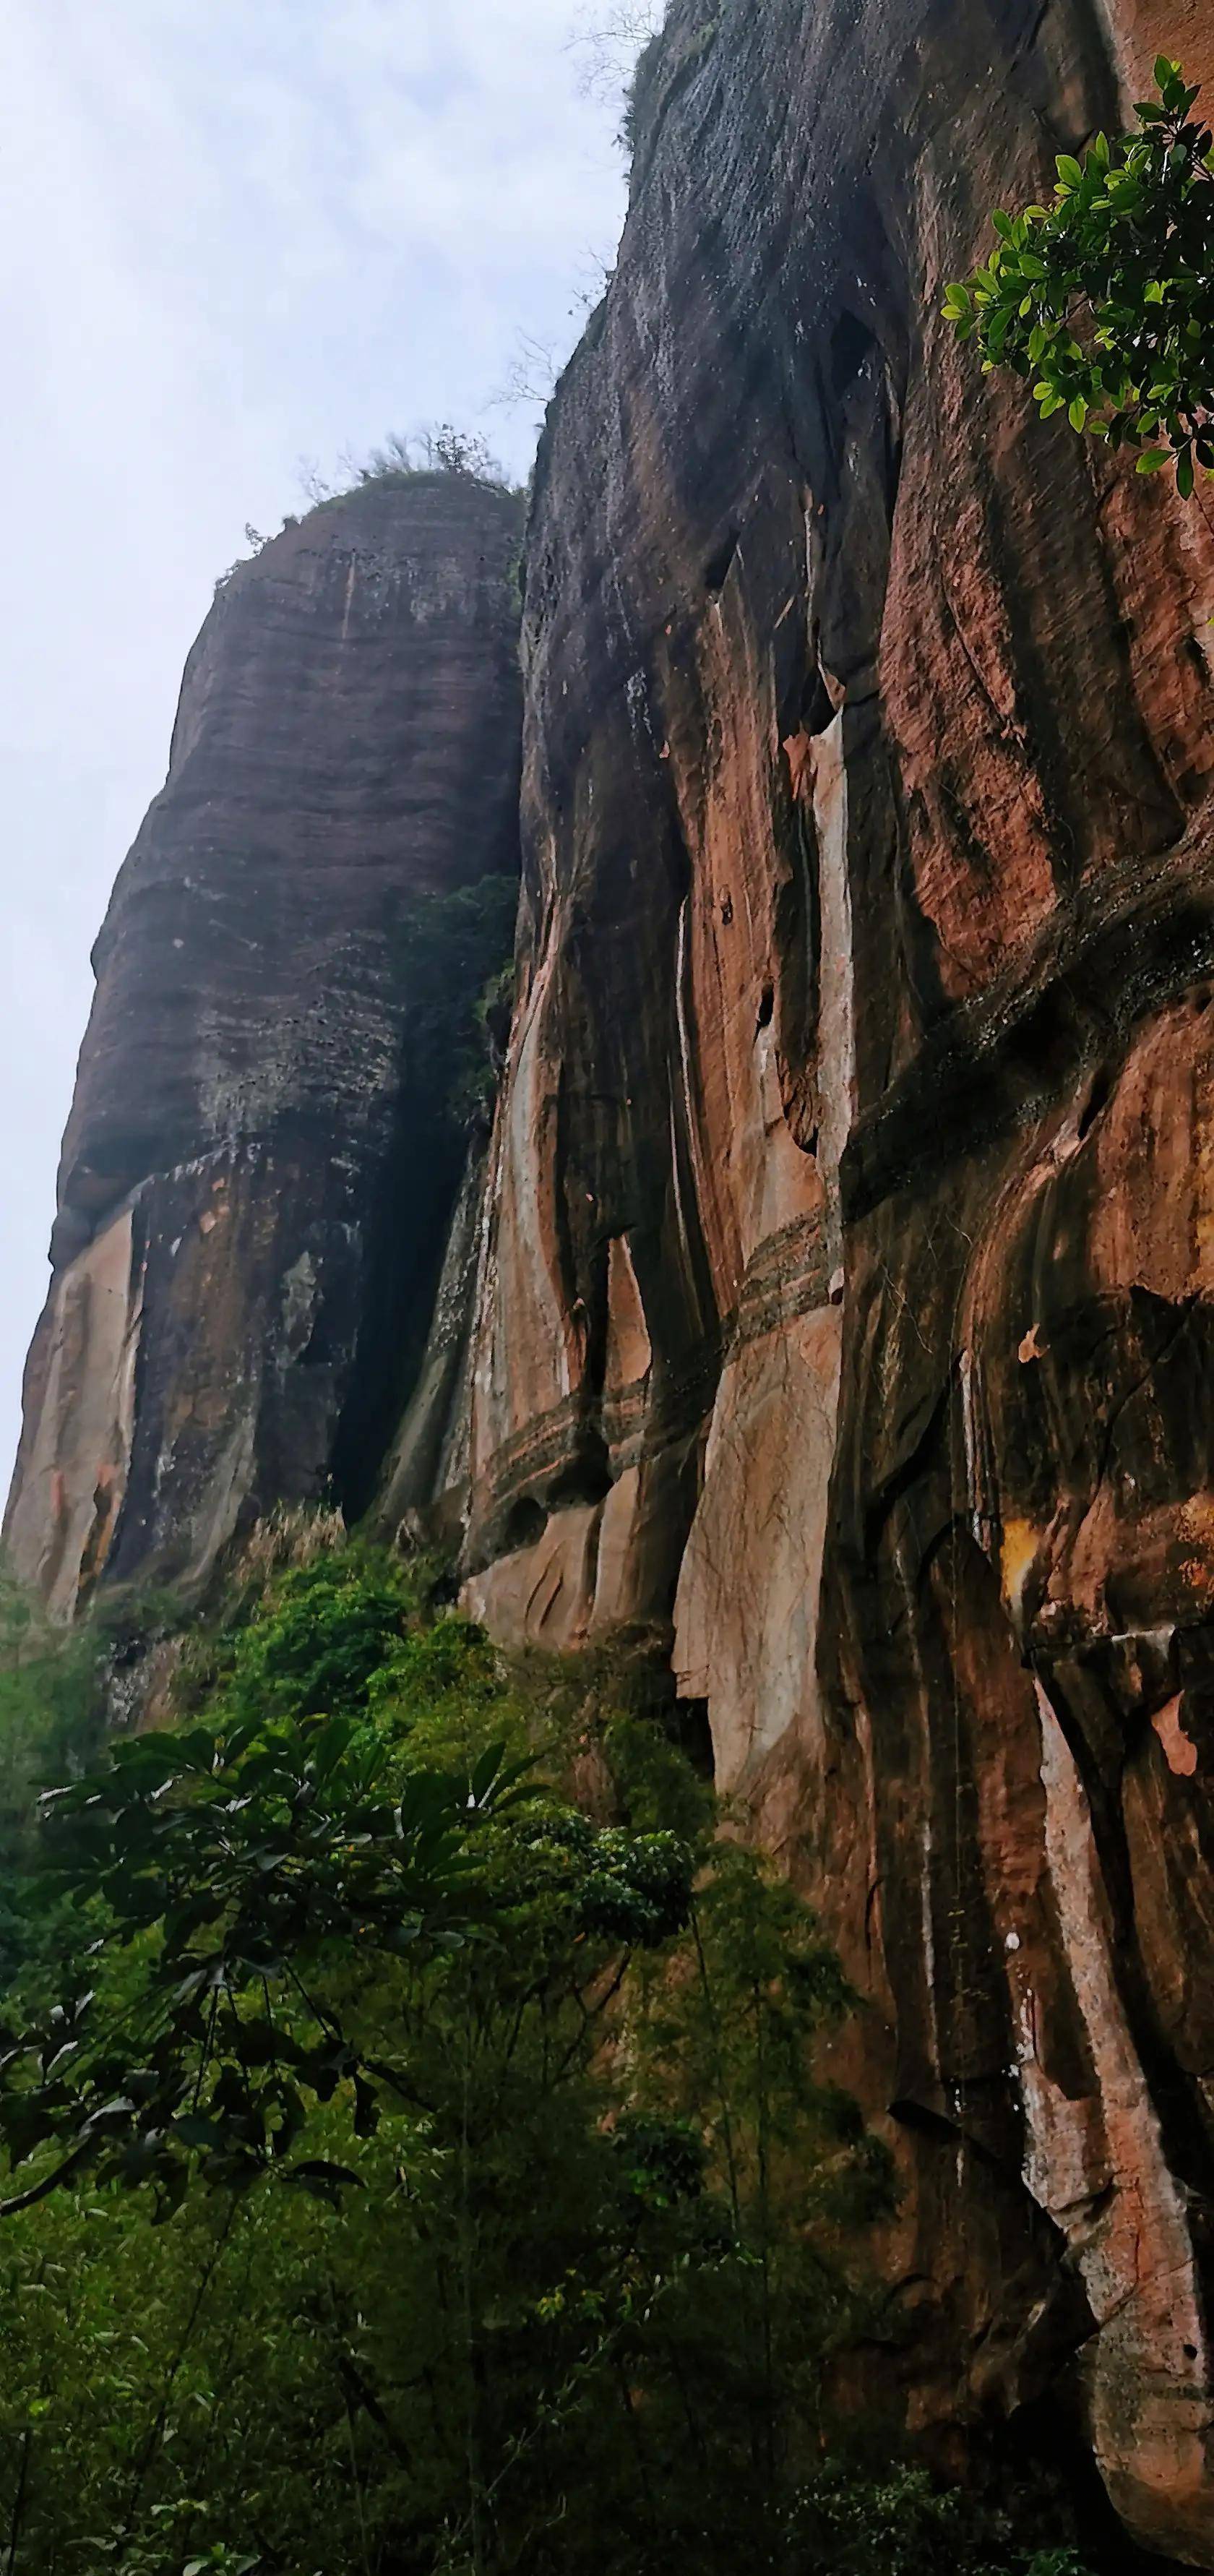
0 0 645 1490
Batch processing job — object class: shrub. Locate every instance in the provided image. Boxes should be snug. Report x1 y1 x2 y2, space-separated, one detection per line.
788 2465 1090 2576
356 424 507 488
222 1545 417 1725
944 59 1214 493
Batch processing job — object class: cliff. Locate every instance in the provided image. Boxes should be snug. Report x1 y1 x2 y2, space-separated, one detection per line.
434 0 1214 2559
11 0 1214 2557
4 475 522 1615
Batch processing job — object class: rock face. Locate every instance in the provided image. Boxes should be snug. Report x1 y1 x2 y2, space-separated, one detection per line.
5 476 522 1614
438 0 1214 2558
12 0 1214 2554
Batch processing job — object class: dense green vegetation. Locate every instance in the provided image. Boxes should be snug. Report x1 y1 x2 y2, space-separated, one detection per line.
0 1540 1091 2573
946 61 1214 493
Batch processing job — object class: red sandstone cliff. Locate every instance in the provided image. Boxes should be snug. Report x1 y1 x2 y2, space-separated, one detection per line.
11 0 1214 2556
415 0 1214 2558
4 475 522 1614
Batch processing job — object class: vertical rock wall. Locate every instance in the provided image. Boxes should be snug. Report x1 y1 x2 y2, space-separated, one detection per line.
6 475 522 1613
12 0 1214 2550
447 0 1214 2556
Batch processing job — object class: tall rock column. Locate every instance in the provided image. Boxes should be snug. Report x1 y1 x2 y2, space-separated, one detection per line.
6 473 522 1615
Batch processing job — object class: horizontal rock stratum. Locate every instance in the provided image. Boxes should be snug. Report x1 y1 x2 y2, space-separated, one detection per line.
11 0 1214 2558
5 474 522 1615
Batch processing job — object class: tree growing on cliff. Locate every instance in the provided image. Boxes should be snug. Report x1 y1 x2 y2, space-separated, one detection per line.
944 60 1214 494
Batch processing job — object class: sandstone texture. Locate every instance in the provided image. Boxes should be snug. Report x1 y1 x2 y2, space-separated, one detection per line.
6 476 522 1613
12 0 1214 2553
444 0 1214 2556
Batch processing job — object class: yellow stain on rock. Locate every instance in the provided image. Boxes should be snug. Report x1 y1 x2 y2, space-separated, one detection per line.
1001 1517 1040 1618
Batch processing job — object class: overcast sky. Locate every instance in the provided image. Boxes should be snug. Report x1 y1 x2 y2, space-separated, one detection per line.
0 0 640 1488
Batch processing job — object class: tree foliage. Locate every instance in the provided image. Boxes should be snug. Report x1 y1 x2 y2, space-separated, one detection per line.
0 1552 1093 2572
0 1573 112 1999
945 60 1214 493
0 1560 689 2225
0 1718 537 2218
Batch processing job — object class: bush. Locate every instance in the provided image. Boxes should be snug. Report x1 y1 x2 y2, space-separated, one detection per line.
222 1546 417 1725
788 2465 1090 2576
356 424 509 489
945 59 1214 494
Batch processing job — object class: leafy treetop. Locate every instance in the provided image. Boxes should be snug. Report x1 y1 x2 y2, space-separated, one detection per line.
0 1679 690 2220
944 59 1214 494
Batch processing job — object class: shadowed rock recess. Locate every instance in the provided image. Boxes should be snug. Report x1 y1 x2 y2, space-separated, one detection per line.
10 0 1214 2557
5 474 523 1613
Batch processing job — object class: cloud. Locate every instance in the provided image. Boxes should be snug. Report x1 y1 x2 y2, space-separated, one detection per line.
0 0 634 1487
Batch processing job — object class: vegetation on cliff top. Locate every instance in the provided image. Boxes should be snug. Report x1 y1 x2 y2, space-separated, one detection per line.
572 4 725 173
299 425 522 511
946 61 1214 495
217 425 523 598
0 1540 1093 2573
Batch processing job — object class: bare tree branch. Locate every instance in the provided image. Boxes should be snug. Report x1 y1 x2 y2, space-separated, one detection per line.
488 330 564 414
567 1 666 108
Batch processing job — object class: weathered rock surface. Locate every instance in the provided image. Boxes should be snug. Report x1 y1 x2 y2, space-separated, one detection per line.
442 0 1214 2556
6 476 522 1613
12 0 1214 2551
